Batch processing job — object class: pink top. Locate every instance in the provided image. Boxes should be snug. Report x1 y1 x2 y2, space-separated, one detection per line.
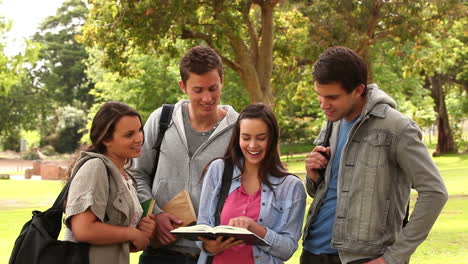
213 184 261 264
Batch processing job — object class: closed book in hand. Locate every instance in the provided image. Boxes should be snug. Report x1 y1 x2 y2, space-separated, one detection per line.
140 199 155 216
161 190 196 228
170 224 270 246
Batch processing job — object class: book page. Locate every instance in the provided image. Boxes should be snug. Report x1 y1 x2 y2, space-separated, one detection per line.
172 224 212 233
170 224 270 246
212 225 252 234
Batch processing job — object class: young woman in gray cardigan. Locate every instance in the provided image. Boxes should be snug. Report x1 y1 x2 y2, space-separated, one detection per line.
64 102 156 264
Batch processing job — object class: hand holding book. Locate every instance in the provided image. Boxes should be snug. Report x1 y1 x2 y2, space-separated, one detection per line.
143 190 197 247
199 235 245 255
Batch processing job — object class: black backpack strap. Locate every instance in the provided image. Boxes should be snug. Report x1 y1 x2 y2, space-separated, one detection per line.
149 104 174 186
316 120 333 187
206 159 233 264
214 159 234 226
52 157 100 210
52 179 72 210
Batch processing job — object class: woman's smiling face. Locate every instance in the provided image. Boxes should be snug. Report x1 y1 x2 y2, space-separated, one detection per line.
239 118 269 168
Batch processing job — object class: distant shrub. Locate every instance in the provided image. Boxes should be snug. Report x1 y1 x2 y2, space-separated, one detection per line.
21 150 40 160
1 130 21 152
41 145 56 156
42 106 87 154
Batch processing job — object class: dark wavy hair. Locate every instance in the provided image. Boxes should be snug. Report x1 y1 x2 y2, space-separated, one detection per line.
214 104 289 190
313 46 368 96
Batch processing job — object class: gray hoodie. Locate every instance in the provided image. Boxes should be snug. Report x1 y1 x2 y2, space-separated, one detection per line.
132 99 239 254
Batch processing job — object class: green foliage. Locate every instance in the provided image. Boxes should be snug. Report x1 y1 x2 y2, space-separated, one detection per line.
278 116 319 145
405 17 466 80
1 130 20 152
31 0 94 110
402 8 467 151
43 105 86 153
220 68 250 111
280 142 315 156
0 16 17 96
371 41 437 127
20 130 41 150
83 1 297 103
0 11 44 143
445 89 468 151
293 0 460 74
83 0 236 74
86 44 184 122
272 5 320 119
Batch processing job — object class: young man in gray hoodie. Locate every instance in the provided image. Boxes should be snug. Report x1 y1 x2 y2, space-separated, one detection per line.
132 45 239 264
301 46 447 264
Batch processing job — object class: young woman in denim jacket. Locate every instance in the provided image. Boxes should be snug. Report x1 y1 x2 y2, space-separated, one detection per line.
196 104 306 264
64 102 156 264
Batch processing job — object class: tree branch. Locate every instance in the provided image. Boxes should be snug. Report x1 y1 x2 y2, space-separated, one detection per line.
220 54 242 73
243 1 259 60
179 28 242 72
180 29 213 45
357 0 383 54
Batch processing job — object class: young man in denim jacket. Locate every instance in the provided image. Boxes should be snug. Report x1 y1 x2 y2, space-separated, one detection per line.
301 46 448 264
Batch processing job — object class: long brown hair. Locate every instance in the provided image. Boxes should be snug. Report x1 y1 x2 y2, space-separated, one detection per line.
67 101 142 179
88 101 143 154
221 104 289 190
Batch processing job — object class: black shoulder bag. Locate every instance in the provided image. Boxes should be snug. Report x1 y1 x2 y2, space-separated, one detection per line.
149 104 174 186
9 179 90 264
206 159 234 264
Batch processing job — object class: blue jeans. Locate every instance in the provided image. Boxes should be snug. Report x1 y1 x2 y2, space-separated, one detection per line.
139 247 199 264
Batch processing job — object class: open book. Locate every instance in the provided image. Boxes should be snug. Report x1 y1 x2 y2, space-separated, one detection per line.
170 224 270 246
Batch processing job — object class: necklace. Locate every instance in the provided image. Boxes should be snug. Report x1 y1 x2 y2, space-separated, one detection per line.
201 121 220 136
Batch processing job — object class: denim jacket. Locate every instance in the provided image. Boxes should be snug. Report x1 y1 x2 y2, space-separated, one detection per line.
197 159 306 264
303 84 448 264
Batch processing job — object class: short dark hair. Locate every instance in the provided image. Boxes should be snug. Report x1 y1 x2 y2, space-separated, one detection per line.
313 46 368 95
179 45 223 85
89 101 143 154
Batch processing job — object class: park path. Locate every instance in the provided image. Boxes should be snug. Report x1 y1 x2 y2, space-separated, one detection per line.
0 159 32 174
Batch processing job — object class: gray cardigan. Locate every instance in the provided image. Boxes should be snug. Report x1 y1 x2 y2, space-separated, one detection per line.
65 151 137 264
132 99 239 254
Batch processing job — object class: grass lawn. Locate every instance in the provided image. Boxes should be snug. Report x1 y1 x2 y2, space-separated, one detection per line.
1 153 467 264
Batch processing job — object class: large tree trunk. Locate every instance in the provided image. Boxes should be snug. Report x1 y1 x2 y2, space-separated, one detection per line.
428 74 458 155
356 0 384 84
221 0 277 105
255 1 275 104
358 45 373 83
183 1 277 104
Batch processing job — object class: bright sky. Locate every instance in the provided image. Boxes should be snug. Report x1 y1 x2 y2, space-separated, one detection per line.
0 0 65 56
